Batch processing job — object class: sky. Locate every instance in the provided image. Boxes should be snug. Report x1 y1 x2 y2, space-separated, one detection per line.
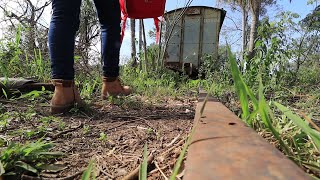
120 0 316 59
0 0 317 62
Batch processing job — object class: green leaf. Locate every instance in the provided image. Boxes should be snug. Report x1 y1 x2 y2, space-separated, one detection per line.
139 143 148 180
228 47 250 121
37 164 66 172
0 161 5 176
37 152 65 157
82 160 95 180
1 88 8 99
15 161 38 174
258 78 291 155
274 102 320 150
22 140 53 156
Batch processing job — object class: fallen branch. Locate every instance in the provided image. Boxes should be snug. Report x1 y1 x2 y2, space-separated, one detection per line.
21 170 84 180
159 138 186 161
97 166 114 179
155 161 168 180
49 121 83 139
106 120 137 131
122 153 154 180
149 164 169 175
165 134 181 147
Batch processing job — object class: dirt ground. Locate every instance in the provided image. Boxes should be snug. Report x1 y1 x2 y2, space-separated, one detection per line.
0 95 196 180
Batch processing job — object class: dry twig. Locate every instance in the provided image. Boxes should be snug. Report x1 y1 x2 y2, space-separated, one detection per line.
122 153 154 180
21 170 84 180
300 112 320 132
155 161 168 180
49 121 83 139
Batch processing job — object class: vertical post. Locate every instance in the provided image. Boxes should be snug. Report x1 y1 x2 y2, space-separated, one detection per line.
157 20 163 70
141 19 148 73
130 18 137 67
139 19 143 71
198 8 204 69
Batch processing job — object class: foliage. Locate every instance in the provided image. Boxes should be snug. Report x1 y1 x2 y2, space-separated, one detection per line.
243 10 319 89
199 45 231 82
0 139 64 177
0 26 51 81
121 65 198 98
301 5 320 31
229 46 320 177
82 160 96 180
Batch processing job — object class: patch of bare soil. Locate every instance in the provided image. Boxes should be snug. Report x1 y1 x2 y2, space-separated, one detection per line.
0 96 196 180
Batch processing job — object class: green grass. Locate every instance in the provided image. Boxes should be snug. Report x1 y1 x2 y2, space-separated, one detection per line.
228 47 320 177
0 139 64 177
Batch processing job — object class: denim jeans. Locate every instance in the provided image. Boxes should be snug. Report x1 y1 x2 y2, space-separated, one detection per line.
49 0 121 80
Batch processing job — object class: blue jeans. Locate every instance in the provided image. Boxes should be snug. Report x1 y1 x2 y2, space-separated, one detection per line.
49 0 121 80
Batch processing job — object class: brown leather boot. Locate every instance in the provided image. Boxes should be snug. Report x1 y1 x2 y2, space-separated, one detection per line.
51 79 83 114
101 77 131 99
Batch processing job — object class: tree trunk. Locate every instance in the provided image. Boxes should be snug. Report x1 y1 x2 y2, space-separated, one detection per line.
157 21 163 69
141 19 148 72
139 20 143 71
130 18 137 67
248 0 261 59
241 4 248 53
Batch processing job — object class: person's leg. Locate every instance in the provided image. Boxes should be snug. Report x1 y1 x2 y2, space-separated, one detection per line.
49 0 83 113
93 0 121 77
49 0 82 80
93 0 131 97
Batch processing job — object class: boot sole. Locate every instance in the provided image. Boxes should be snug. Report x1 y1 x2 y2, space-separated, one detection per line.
102 92 131 100
51 104 74 114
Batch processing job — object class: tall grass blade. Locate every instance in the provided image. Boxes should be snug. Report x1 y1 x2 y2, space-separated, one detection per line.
170 89 212 180
1 88 8 99
274 102 320 150
258 78 291 155
139 143 148 180
81 160 95 180
0 161 5 176
228 47 250 122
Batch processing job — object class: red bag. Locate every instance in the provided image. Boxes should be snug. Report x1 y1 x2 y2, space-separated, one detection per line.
119 0 166 43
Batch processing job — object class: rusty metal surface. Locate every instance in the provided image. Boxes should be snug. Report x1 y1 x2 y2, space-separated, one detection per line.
184 95 311 180
164 6 226 73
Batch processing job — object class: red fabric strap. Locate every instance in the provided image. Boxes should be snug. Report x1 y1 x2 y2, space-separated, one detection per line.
121 15 128 43
119 0 166 44
120 0 127 43
154 17 160 44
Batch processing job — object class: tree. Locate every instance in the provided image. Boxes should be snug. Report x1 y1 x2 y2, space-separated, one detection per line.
248 0 261 57
217 0 278 58
0 0 51 54
130 18 137 67
138 19 143 71
75 0 100 66
301 5 320 31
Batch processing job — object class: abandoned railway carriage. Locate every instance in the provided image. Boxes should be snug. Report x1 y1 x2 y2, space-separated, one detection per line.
164 6 226 76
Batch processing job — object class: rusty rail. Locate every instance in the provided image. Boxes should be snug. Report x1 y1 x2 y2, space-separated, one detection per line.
184 92 311 180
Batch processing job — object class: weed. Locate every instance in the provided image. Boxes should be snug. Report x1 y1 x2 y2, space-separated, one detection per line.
146 128 154 135
98 132 108 142
83 125 90 135
0 113 10 130
0 139 64 177
228 47 320 176
82 160 96 180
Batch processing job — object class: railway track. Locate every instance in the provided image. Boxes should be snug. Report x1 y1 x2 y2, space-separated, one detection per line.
183 92 311 180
